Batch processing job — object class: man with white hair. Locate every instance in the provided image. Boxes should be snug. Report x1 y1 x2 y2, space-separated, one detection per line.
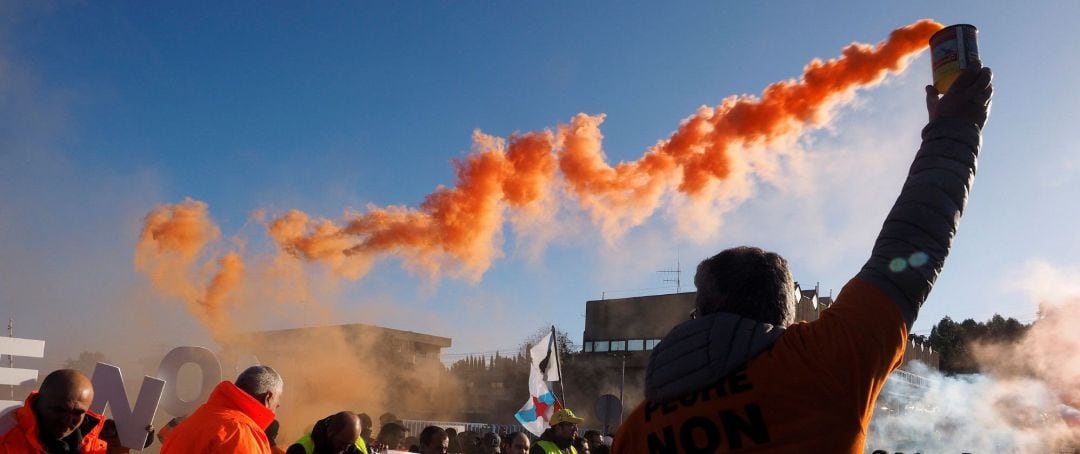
162 365 284 454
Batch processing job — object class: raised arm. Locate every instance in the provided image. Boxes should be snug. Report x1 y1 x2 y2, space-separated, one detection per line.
856 67 993 329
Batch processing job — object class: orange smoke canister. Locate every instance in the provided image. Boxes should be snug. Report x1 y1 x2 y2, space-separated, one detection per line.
929 24 981 93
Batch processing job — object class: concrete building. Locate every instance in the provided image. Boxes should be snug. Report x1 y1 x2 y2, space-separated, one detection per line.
234 323 455 422
247 323 452 365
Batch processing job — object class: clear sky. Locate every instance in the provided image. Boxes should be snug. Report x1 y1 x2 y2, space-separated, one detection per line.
3 1 1079 364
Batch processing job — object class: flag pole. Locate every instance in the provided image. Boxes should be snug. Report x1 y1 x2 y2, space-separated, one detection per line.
552 325 568 408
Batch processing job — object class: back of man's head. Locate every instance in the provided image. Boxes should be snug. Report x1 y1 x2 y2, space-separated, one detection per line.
358 412 373 439
326 411 361 451
235 365 283 410
358 412 372 428
328 411 360 431
695 246 796 326
379 412 399 426
420 426 447 450
377 422 408 448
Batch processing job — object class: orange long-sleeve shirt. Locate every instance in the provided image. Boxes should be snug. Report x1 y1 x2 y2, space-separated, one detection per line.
612 278 908 453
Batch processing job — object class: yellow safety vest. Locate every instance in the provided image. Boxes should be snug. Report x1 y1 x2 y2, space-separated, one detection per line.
536 440 577 454
294 433 369 454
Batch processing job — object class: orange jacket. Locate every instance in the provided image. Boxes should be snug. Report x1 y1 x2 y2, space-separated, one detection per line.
0 392 108 454
612 279 907 453
160 381 275 454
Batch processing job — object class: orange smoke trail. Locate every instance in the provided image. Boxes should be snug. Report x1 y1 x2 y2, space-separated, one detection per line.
134 198 245 341
269 129 558 281
558 19 943 233
264 19 942 280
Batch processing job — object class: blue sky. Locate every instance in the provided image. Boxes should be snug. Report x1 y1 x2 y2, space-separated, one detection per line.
3 1 1079 364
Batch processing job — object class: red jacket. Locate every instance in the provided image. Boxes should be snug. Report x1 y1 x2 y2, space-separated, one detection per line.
160 381 275 454
0 392 108 454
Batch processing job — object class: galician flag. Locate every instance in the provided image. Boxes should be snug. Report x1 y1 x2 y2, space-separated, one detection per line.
514 330 563 436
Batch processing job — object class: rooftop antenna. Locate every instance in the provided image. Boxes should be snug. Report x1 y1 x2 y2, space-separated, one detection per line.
657 259 682 294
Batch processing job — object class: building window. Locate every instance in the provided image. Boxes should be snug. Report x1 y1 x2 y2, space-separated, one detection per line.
583 342 593 353
611 340 626 351
645 339 660 350
594 341 610 353
627 339 644 351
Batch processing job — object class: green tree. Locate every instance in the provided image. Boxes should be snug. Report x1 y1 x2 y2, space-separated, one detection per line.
927 314 1031 374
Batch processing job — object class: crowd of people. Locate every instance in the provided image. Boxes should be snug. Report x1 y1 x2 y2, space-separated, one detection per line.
1 67 991 453
0 366 612 454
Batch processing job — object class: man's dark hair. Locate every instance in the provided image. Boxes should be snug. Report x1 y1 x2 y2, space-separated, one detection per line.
377 422 408 445
420 426 447 448
379 412 399 425
695 246 796 326
357 412 372 428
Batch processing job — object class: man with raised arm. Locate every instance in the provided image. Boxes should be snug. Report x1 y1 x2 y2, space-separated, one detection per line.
612 67 994 453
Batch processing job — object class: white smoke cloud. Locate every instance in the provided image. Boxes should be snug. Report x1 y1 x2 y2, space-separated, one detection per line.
866 260 1080 452
867 363 1076 453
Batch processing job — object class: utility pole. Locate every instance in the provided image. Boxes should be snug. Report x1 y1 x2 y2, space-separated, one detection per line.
619 353 626 422
7 318 13 400
611 351 630 425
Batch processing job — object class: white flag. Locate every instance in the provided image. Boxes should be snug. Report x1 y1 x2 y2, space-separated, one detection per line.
529 331 560 382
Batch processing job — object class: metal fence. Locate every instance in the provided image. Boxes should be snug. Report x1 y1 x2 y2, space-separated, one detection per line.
399 419 522 438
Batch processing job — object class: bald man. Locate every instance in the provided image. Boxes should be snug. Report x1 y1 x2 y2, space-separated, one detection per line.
287 411 365 454
0 369 109 453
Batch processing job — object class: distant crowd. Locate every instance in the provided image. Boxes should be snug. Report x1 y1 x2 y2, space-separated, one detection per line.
0 367 606 454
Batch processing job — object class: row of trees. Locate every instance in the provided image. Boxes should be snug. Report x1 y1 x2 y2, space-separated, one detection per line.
927 314 1030 374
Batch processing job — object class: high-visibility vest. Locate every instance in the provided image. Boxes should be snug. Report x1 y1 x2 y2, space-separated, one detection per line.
536 440 577 454
293 434 369 454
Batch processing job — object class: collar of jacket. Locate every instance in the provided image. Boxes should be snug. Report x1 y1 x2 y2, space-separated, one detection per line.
207 381 276 430
645 312 785 403
12 391 106 451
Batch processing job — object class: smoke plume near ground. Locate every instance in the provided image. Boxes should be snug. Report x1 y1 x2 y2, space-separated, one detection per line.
867 261 1080 452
